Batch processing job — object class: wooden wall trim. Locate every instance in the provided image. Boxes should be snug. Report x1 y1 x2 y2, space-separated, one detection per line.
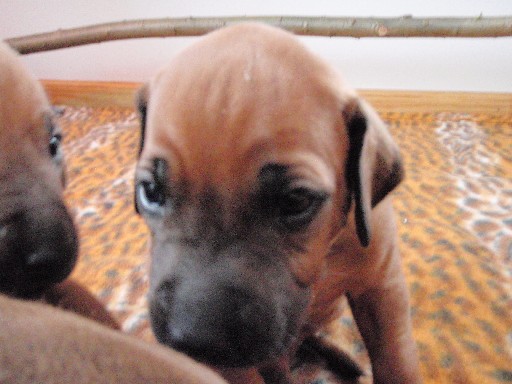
42 80 140 109
41 80 512 115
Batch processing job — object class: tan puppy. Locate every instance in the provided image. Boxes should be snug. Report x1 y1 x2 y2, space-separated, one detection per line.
0 41 77 299
0 293 227 384
135 23 421 383
0 41 227 384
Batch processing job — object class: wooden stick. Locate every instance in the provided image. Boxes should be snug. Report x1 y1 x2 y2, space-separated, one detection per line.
6 15 512 54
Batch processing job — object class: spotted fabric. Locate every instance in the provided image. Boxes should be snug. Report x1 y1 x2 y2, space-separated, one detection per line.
61 105 512 383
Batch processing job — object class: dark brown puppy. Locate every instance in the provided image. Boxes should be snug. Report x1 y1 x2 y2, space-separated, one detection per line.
0 41 227 384
136 23 421 383
0 41 77 299
0 41 120 327
0 40 120 328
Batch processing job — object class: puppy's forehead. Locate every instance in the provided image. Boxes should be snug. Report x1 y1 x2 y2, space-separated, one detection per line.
0 42 50 141
143 23 350 193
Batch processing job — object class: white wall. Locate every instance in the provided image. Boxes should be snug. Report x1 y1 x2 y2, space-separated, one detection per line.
1 1 511 92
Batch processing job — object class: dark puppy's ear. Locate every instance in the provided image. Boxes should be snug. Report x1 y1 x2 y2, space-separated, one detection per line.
134 84 149 215
51 105 66 117
343 98 404 247
135 84 149 156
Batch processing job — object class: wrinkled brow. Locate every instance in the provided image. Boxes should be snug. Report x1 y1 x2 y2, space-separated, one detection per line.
258 163 292 195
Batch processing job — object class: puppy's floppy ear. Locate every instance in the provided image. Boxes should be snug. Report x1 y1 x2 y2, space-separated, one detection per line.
134 84 149 215
343 98 404 247
135 83 149 156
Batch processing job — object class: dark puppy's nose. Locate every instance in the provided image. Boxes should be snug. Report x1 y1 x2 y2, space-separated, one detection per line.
25 249 74 284
18 203 79 298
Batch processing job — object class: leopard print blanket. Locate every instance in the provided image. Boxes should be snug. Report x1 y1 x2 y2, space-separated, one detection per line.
61 106 512 384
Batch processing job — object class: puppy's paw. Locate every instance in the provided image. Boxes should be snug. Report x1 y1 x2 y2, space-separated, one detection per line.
295 335 365 381
43 279 120 330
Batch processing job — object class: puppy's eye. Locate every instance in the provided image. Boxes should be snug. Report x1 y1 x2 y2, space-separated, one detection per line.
277 188 327 229
49 133 62 158
136 180 166 215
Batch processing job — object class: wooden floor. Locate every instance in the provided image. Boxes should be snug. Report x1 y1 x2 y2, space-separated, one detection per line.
42 80 512 115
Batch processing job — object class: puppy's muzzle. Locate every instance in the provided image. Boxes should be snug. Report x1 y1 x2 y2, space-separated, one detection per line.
0 200 78 299
152 284 269 366
149 248 309 368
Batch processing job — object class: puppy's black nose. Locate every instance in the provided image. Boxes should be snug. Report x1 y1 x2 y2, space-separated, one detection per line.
151 281 277 367
13 203 79 298
165 287 251 366
25 249 74 284
167 321 233 365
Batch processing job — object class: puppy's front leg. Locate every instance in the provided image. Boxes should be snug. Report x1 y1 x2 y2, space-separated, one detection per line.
218 359 291 384
347 270 421 384
43 279 120 330
259 356 294 384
